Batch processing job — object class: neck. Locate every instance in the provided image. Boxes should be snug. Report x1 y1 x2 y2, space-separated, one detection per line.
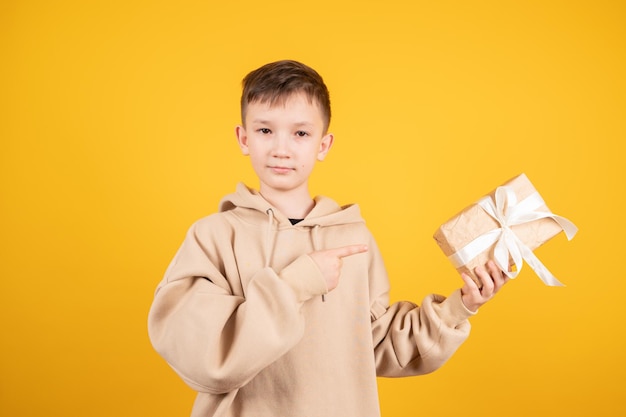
259 187 315 219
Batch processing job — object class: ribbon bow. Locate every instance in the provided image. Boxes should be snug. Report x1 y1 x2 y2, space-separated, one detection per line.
448 186 578 286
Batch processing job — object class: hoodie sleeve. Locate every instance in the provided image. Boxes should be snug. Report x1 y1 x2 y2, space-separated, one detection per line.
367 235 476 377
147 219 327 394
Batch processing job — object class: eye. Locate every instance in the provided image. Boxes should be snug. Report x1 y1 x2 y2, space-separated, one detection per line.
258 128 272 135
295 131 309 137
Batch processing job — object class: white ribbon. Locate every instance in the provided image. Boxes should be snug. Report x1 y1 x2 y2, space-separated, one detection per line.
447 186 578 286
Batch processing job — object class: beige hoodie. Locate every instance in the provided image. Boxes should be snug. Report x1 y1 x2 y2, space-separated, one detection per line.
148 184 475 417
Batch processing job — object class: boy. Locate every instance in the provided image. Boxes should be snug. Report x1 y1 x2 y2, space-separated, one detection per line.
148 60 508 417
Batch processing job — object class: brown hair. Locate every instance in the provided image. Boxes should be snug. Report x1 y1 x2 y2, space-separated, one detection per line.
240 60 331 131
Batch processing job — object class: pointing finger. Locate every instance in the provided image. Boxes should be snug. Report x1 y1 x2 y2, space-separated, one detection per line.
330 244 369 259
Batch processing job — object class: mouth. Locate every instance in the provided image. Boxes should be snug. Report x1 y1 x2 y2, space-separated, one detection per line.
269 166 293 174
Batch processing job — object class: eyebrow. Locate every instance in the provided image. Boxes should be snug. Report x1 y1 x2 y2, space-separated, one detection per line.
250 119 315 128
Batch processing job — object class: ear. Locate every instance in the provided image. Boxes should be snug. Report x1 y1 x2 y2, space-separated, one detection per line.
235 125 250 155
317 133 334 161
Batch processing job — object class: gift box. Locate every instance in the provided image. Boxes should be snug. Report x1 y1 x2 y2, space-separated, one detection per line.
433 173 578 287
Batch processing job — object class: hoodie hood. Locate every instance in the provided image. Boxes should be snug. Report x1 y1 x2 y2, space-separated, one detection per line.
219 183 365 228
219 184 365 271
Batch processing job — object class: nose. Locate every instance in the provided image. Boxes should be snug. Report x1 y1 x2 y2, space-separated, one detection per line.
271 133 290 158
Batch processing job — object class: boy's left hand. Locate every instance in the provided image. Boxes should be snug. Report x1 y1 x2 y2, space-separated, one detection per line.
460 260 510 312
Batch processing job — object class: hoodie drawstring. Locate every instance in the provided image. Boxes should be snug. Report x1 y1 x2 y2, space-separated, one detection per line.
311 224 321 251
264 208 276 269
311 224 326 302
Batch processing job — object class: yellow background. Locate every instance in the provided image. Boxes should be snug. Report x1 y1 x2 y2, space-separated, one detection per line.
1 1 624 416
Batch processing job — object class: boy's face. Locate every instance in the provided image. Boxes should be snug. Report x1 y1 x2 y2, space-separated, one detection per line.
235 93 333 197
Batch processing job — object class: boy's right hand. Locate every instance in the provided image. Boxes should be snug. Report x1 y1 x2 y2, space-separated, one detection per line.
309 245 368 291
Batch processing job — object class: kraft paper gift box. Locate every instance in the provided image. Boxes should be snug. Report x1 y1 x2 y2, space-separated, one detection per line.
433 173 577 287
